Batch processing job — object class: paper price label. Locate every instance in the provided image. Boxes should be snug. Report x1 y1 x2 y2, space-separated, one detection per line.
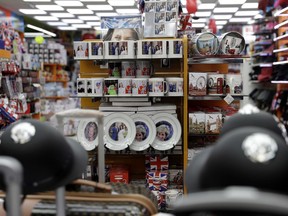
224 94 234 104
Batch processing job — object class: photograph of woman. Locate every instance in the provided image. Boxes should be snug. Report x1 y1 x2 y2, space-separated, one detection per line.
109 122 128 141
156 122 173 141
84 122 98 142
135 123 148 142
103 28 140 41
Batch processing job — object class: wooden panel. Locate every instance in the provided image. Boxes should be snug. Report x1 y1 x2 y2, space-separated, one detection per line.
189 64 229 73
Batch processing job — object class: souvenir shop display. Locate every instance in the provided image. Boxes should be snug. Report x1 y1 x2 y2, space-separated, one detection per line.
73 41 89 60
191 32 219 56
77 120 98 151
91 78 104 97
189 73 207 96
166 77 183 96
207 73 224 95
218 31 245 55
77 78 87 96
118 78 132 97
148 78 168 97
88 41 104 60
168 39 183 58
104 40 136 60
104 78 118 97
137 40 167 59
225 74 243 95
121 61 136 78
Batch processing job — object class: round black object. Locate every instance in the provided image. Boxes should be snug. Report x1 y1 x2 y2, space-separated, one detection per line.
220 111 285 139
0 119 88 195
200 126 288 194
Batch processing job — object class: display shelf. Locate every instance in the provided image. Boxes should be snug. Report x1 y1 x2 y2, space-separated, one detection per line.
188 134 219 137
273 47 288 53
188 94 246 101
274 33 288 42
251 63 273 67
188 55 246 64
252 52 273 57
273 60 288 65
254 40 273 46
45 79 69 83
43 96 69 100
274 6 288 17
274 19 288 29
271 80 288 84
253 29 274 35
0 49 11 59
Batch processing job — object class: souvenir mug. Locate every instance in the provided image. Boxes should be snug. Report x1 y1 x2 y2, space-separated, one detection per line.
91 78 104 96
166 77 183 96
118 78 132 96
207 74 224 95
148 78 168 96
121 61 135 78
104 78 118 97
77 78 86 96
132 78 148 96
135 61 151 78
225 74 243 95
165 189 182 209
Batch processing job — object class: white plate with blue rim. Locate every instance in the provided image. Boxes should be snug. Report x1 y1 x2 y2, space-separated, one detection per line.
104 113 136 151
130 113 156 151
151 113 181 151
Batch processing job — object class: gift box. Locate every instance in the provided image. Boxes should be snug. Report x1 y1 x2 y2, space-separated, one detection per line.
205 112 222 134
189 72 207 96
149 155 169 171
189 112 205 134
147 170 168 192
109 165 129 184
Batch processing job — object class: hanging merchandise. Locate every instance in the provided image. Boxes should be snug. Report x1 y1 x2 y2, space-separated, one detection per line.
208 17 217 34
186 0 197 14
274 0 288 8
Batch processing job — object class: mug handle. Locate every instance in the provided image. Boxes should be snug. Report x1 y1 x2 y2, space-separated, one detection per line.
163 81 168 94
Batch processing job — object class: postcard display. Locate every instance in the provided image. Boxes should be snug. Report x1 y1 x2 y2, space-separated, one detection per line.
143 0 178 38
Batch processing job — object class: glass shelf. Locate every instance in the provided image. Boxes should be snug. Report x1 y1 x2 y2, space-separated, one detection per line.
273 47 288 53
188 55 247 64
188 94 247 101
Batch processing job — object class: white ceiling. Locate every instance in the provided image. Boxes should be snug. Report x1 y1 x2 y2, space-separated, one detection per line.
0 0 261 33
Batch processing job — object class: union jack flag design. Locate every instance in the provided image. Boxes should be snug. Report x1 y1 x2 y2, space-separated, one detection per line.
149 155 169 171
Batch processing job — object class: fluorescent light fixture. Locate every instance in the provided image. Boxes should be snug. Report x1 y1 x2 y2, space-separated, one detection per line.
217 25 224 29
213 7 238 13
24 32 51 38
62 19 84 23
87 5 113 10
108 0 135 6
216 20 227 25
86 22 101 26
274 19 288 29
254 13 264 19
67 9 94 14
72 24 92 28
94 26 102 30
96 12 118 16
273 60 288 65
230 17 251 22
80 0 105 1
50 13 75 17
198 4 216 10
235 10 260 16
271 80 288 84
27 24 56 37
46 22 68 26
55 1 83 6
192 23 205 28
23 0 50 1
58 26 77 30
36 5 64 11
182 8 187 13
195 11 211 17
219 0 246 4
34 16 59 21
241 3 258 8
19 9 46 14
116 9 140 14
213 14 233 19
180 0 186 6
192 18 207 23
274 47 288 53
78 16 100 20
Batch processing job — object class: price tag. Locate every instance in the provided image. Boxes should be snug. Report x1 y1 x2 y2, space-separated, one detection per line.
224 94 234 104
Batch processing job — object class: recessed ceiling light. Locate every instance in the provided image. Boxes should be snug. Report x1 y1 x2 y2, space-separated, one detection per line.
198 4 216 10
55 1 83 6
96 12 118 17
213 7 238 13
116 9 140 14
254 14 264 19
195 11 211 17
67 9 94 14
213 14 233 20
182 8 187 13
235 10 260 16
80 0 105 1
62 19 84 23
219 0 246 5
36 5 64 11
230 17 251 22
50 13 75 17
24 32 51 38
87 5 114 10
78 16 100 20
58 26 77 30
19 9 46 14
34 16 59 21
27 24 56 37
72 24 92 28
23 0 50 1
216 20 227 25
46 22 68 26
241 3 258 9
94 26 102 30
86 22 101 26
192 18 207 23
217 25 224 29
192 23 205 28
108 0 135 6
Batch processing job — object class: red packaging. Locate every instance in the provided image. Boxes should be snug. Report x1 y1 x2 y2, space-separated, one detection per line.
109 165 129 184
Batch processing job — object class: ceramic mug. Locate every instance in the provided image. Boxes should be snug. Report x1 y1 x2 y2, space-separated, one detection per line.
225 74 243 95
118 78 132 96
132 78 148 96
166 77 183 96
121 61 135 78
91 78 104 96
135 61 151 78
148 77 168 96
165 189 182 209
103 78 118 97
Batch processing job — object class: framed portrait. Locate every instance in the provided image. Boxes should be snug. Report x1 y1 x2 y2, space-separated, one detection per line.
151 113 181 151
168 39 183 58
88 41 104 60
130 113 156 151
73 41 89 60
104 113 136 151
77 120 98 151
